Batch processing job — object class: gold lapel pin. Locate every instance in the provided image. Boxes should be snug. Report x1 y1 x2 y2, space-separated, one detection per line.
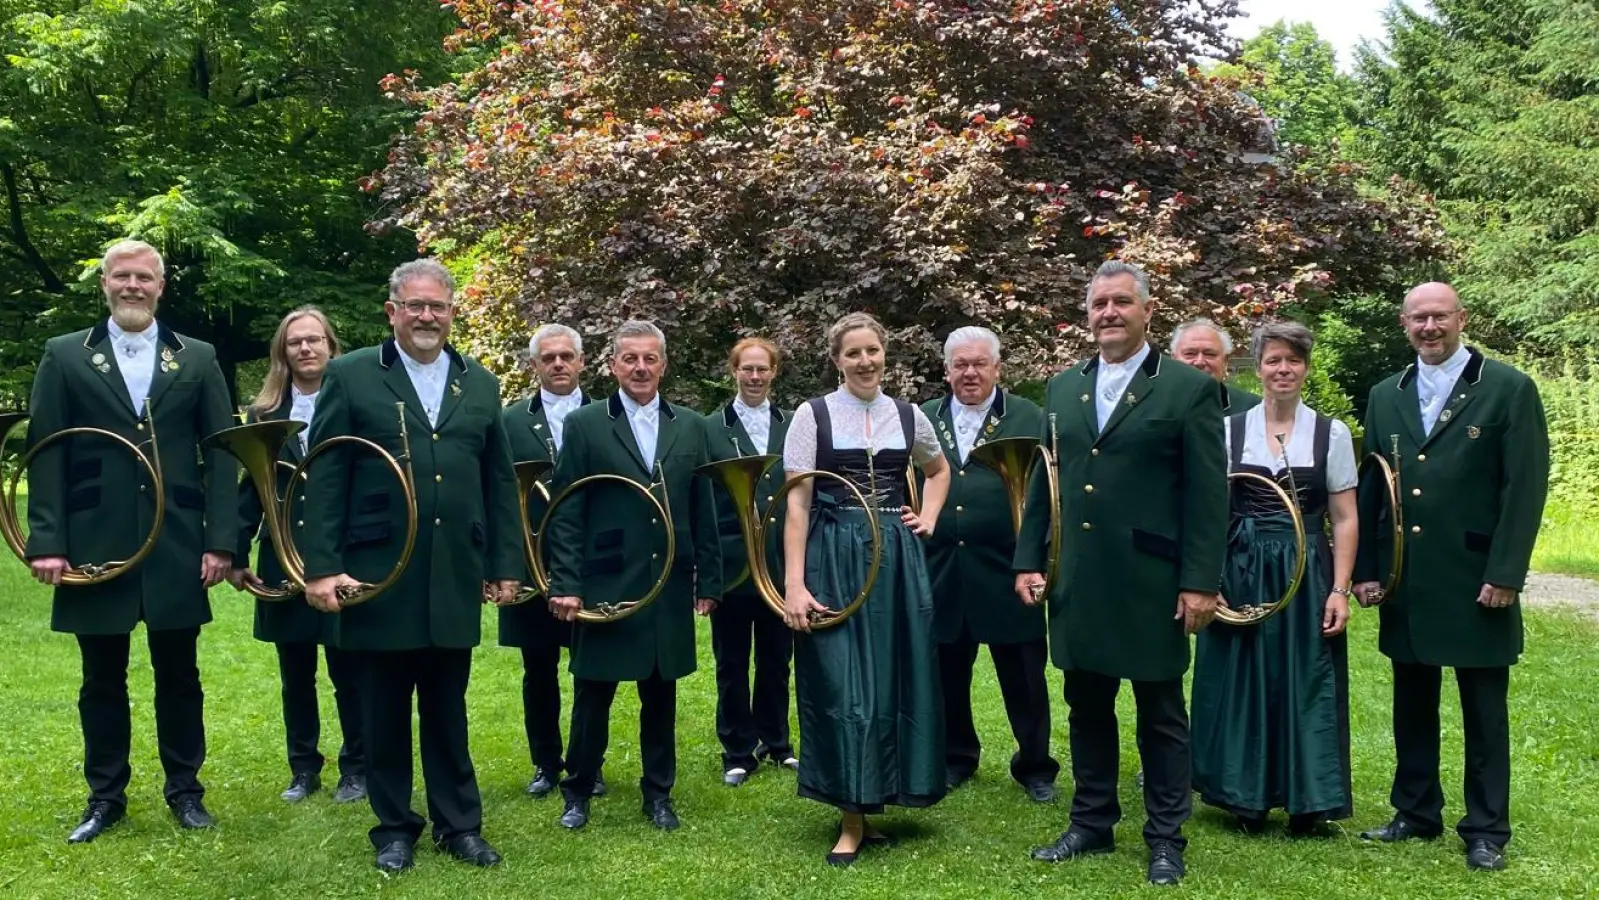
160 347 175 363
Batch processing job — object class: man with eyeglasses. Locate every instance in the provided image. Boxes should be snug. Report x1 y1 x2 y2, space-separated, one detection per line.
300 259 523 872
1352 282 1548 872
701 337 797 787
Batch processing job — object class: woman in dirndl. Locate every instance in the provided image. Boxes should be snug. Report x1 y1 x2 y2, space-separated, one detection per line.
1191 321 1359 835
779 312 952 866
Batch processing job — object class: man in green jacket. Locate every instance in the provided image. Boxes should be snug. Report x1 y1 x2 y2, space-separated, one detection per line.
545 320 722 832
229 306 365 806
923 326 1057 803
498 322 605 799
1014 261 1228 887
702 336 795 787
1353 282 1549 872
301 259 523 873
1171 317 1261 414
25 239 235 843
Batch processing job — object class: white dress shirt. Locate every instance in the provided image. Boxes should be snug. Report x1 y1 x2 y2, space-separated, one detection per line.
397 345 450 427
952 388 997 464
618 390 660 470
1417 343 1470 435
732 396 772 455
1094 342 1152 431
541 387 583 453
106 318 159 415
289 385 319 453
1226 401 1359 492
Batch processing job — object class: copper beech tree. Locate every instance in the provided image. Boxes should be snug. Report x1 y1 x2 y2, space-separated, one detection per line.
372 0 1446 402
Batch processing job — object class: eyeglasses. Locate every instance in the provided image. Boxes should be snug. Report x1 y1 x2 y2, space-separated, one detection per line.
286 335 327 350
395 299 453 317
1405 311 1459 327
736 365 772 376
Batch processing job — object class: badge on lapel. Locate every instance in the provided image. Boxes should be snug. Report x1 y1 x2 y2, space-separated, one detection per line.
450 381 463 397
1467 425 1481 439
1080 394 1090 403
1124 392 1138 407
984 414 998 435
1439 409 1452 424
90 352 110 374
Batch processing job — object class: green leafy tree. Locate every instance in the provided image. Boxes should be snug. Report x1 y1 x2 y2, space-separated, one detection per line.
375 0 1447 404
1356 0 1599 351
0 0 455 400
1211 20 1360 151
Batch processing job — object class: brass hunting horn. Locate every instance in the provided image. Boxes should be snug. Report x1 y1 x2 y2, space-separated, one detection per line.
529 466 675 624
507 458 553 605
697 453 883 631
1215 431 1308 626
967 416 1062 604
202 402 419 605
1357 433 1405 605
0 401 165 584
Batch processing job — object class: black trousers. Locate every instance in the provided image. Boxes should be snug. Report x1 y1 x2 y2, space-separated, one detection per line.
710 595 794 771
276 641 364 778
1063 671 1190 847
562 670 676 804
360 648 481 848
520 641 566 774
78 627 206 810
1390 661 1512 846
941 627 1058 786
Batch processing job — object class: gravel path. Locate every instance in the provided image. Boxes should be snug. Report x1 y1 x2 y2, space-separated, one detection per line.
1522 571 1599 623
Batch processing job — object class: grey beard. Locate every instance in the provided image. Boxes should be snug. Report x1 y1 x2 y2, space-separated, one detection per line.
111 304 156 332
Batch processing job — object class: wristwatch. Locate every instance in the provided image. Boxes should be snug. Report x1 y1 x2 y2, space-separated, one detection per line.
1330 586 1353 598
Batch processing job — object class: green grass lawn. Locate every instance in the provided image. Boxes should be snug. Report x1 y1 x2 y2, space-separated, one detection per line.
0 566 1597 900
1532 500 1599 580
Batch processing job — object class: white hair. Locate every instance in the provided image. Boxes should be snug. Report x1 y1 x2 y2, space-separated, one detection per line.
1085 259 1150 309
1170 318 1234 355
943 326 1002 367
528 323 584 360
102 239 164 278
611 319 667 358
388 258 454 301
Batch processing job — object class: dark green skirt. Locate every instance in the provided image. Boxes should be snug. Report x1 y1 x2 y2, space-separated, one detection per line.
794 506 947 813
1192 516 1352 820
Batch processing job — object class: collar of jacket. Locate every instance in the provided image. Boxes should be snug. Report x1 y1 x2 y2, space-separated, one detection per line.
378 337 467 374
608 391 678 421
1396 345 1485 390
85 319 186 353
934 387 1009 418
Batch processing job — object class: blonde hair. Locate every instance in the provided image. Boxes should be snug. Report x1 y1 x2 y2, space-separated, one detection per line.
726 336 781 377
102 239 165 278
250 306 342 414
826 312 887 360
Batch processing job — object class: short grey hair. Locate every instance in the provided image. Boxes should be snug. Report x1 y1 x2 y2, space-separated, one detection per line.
388 258 455 301
611 319 667 358
102 239 165 277
1171 318 1234 355
1250 321 1315 365
528 323 584 360
943 326 1002 367
1085 260 1151 308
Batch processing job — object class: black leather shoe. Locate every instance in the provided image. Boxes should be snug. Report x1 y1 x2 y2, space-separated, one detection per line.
280 772 320 803
526 768 557 798
1360 816 1441 843
1031 828 1114 862
559 797 589 830
332 774 367 804
67 801 123 844
1465 839 1507 871
644 798 680 831
169 797 215 830
592 772 609 797
375 840 414 873
438 833 502 867
1024 782 1057 803
723 767 750 787
1147 839 1186 886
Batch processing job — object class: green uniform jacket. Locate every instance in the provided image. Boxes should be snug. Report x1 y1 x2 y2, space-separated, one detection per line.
545 393 723 682
497 390 593 648
920 390 1047 645
1013 350 1229 682
702 401 790 605
1224 382 1261 414
26 322 236 635
1353 348 1549 668
234 391 335 645
300 340 523 652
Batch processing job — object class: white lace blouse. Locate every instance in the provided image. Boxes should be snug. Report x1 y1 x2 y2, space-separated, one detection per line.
783 388 942 473
1226 401 1358 493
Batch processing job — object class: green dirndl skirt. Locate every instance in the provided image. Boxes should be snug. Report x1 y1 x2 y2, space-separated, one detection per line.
793 500 947 813
1191 514 1353 820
